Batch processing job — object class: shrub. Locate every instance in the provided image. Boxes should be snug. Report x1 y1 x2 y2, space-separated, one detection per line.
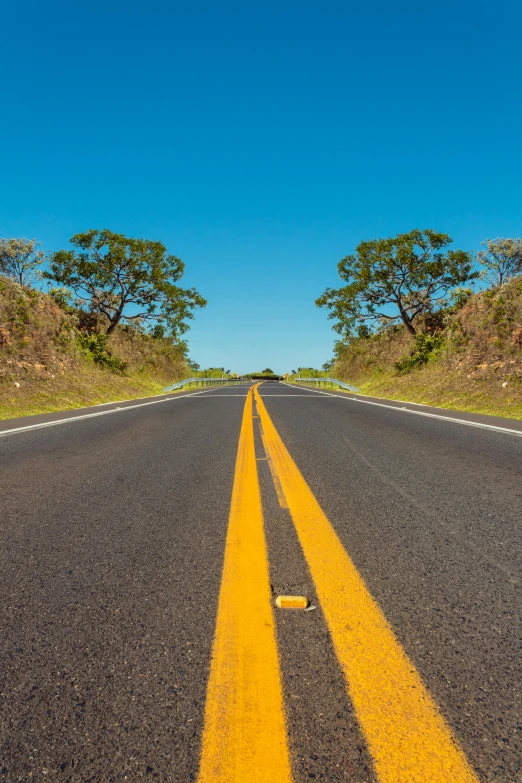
395 332 445 373
76 333 128 372
49 287 73 310
449 287 473 310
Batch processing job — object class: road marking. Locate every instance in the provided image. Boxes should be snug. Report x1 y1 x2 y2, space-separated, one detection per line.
0 398 181 437
281 383 522 436
345 396 522 436
0 386 248 438
280 383 333 396
255 386 479 783
197 386 292 783
260 429 288 509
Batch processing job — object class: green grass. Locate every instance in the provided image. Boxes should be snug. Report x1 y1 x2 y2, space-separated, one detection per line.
0 365 168 419
356 367 522 419
0 275 194 420
293 372 522 420
326 279 522 421
0 373 247 420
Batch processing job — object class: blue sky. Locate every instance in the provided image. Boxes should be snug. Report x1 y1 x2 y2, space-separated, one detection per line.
1 1 521 374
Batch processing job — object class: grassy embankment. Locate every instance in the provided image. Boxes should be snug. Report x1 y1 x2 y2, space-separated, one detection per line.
326 278 522 419
290 279 522 419
0 276 190 419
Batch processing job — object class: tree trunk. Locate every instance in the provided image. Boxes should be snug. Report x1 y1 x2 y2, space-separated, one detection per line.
106 304 125 335
397 302 416 334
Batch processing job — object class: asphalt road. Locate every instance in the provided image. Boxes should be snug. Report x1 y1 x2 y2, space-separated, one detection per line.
0 382 521 782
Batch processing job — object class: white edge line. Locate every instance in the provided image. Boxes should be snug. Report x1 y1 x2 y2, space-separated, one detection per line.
281 383 522 437
0 385 233 438
280 383 338 397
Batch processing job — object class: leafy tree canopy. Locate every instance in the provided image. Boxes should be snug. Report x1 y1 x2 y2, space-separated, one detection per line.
477 237 522 287
316 229 476 336
0 237 44 287
46 229 206 335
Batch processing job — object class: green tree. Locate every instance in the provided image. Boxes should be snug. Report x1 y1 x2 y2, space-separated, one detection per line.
316 229 475 336
477 238 522 287
46 229 206 335
0 237 45 287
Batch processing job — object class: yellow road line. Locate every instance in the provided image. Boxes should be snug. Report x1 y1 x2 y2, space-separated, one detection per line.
197 386 292 783
261 430 289 509
254 386 479 783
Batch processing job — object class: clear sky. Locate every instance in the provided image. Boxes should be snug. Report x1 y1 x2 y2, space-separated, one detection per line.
1 1 521 374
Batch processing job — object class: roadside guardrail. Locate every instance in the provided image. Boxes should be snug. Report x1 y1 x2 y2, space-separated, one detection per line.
289 377 360 392
163 377 246 392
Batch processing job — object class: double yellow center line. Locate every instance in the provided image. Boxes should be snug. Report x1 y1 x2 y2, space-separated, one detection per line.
197 387 292 782
198 385 479 782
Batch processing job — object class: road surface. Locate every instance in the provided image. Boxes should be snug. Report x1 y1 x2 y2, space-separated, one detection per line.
0 382 521 782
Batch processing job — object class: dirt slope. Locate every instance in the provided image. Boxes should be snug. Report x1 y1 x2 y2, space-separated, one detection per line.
333 277 522 419
0 277 189 419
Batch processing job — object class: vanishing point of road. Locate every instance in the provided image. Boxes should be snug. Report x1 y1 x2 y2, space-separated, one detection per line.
1 381 521 782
